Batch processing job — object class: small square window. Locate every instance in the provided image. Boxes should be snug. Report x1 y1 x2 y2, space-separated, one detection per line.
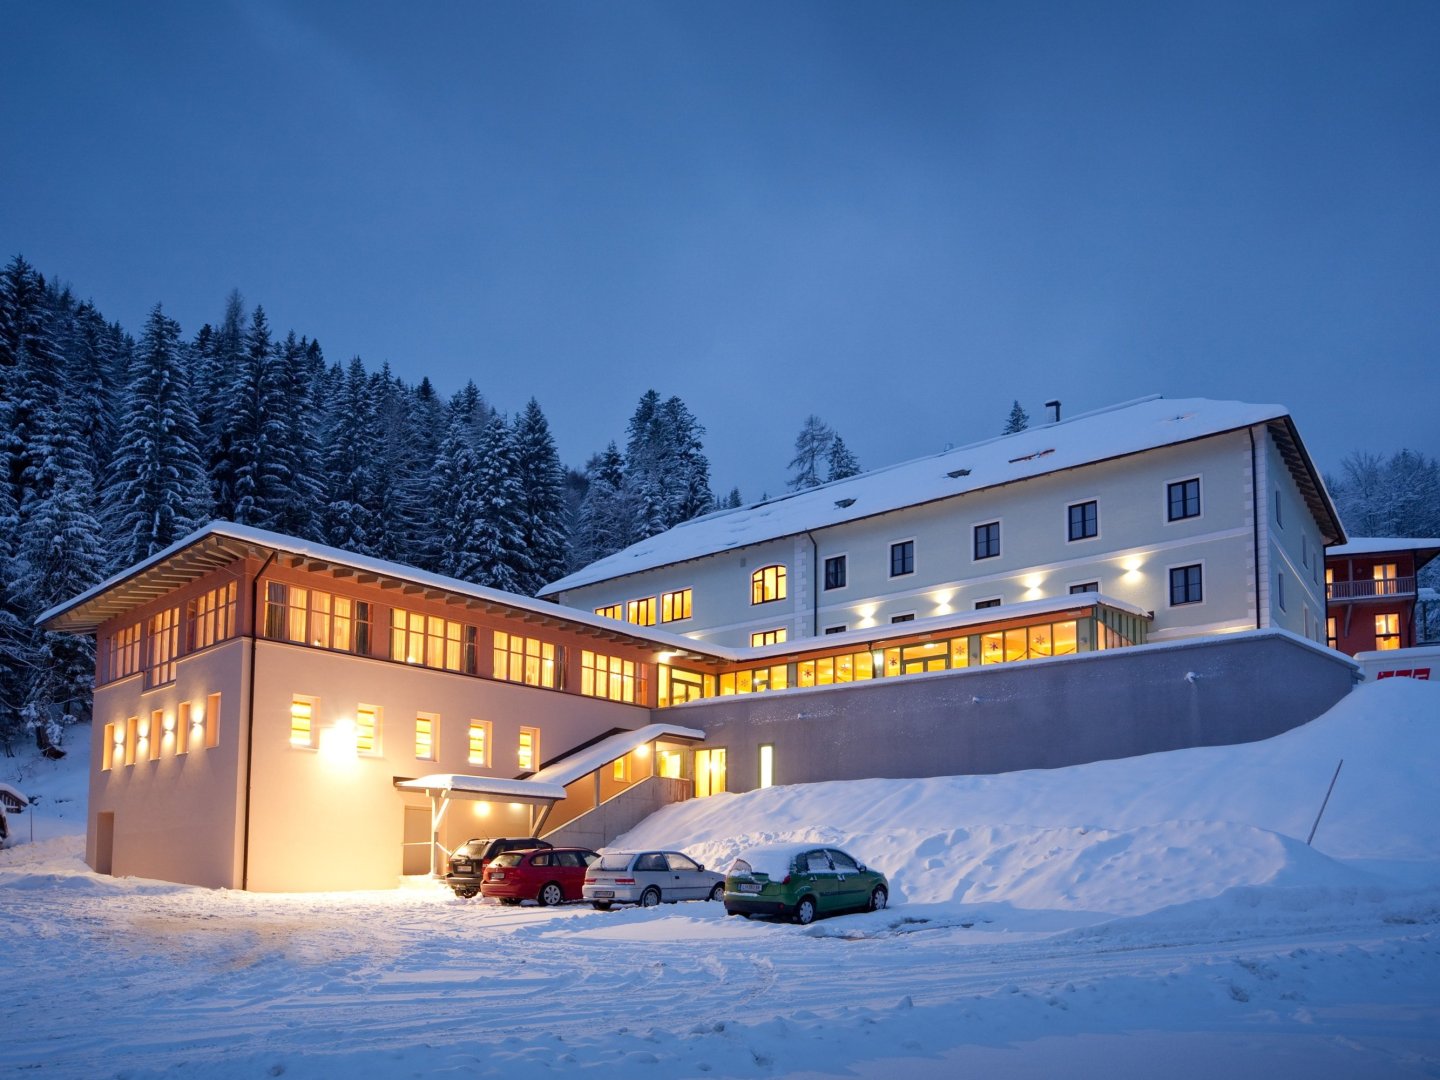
1169 564 1203 606
974 522 1000 560
1067 501 1097 541
890 541 914 577
890 613 915 624
1069 582 1099 594
1167 478 1201 521
824 555 847 590
824 625 847 635
974 597 1001 610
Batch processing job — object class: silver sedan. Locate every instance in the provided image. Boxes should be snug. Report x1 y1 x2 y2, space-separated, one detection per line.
582 850 725 910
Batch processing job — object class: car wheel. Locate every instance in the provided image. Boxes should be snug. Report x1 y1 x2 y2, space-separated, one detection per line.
592 901 612 911
708 883 725 902
869 885 888 911
793 895 817 925
453 887 478 899
640 887 661 908
538 882 564 907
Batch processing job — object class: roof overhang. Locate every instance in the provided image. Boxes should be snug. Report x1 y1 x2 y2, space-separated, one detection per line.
394 774 568 803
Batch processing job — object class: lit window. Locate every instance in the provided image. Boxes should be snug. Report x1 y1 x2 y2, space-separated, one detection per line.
890 541 915 577
974 522 1000 561
824 555 847 590
188 581 237 651
612 757 628 783
356 704 379 755
1373 564 1399 596
391 609 475 673
148 710 163 761
627 597 657 626
265 583 372 655
290 696 316 749
102 723 115 771
758 744 774 789
467 720 491 767
750 628 787 647
661 589 692 623
595 603 623 620
581 650 637 703
415 713 437 761
1327 616 1337 649
1375 614 1400 650
518 727 539 772
204 692 221 750
145 607 180 688
1067 501 1098 541
124 716 138 767
1167 478 1201 521
657 749 683 778
695 747 727 797
751 565 787 604
493 632 559 688
1169 564 1203 606
103 623 142 685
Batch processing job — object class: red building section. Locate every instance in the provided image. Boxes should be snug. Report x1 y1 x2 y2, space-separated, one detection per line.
1325 538 1440 656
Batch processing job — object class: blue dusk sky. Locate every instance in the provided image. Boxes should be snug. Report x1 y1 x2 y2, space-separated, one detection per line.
2 1 1437 498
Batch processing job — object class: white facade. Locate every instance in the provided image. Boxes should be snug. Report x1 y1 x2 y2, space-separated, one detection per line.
545 399 1341 650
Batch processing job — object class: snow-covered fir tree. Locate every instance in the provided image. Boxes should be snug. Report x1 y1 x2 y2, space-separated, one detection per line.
571 443 631 568
201 292 248 519
1003 400 1030 434
467 412 526 591
107 304 210 566
789 415 835 490
225 306 293 528
511 398 569 596
320 356 381 554
826 435 860 482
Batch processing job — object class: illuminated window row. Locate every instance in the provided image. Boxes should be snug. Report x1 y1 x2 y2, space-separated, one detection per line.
101 694 221 771
391 608 477 674
595 588 692 626
287 696 539 770
581 650 638 703
266 583 375 655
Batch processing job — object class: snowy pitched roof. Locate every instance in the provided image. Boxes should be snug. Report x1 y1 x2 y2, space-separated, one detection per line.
35 521 716 660
1328 537 1440 566
543 396 1343 595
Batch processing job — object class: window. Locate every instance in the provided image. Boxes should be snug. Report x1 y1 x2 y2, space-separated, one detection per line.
102 722 115 771
356 704 379 755
975 597 1001 610
796 650 875 687
626 597 657 626
103 622 141 684
145 608 180 688
1277 571 1286 612
493 632 559 688
661 589 692 623
824 625 847 635
518 727 539 772
1069 582 1099 594
147 710 163 761
889 541 914 577
581 651 637 703
415 713 437 760
695 747 727 797
124 716 138 767
891 613 915 624
175 703 192 755
1325 567 1334 599
1169 564 1203 606
612 757 628 783
1373 564 1399 596
974 522 1000 560
751 565 787 604
758 744 774 789
750 628 787 647
1067 501 1098 541
467 720 491 767
824 555 847 590
1167 478 1201 521
1302 536 1310 569
594 603 623 620
204 692 221 750
265 583 372 655
391 609 476 673
1275 492 1283 528
1375 614 1401 651
188 581 237 652
290 696 316 749
1327 616 1337 650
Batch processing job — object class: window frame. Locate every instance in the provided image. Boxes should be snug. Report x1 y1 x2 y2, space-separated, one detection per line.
974 596 1002 610
1068 581 1100 595
750 565 788 605
1168 562 1205 607
823 553 848 591
888 539 915 579
1166 476 1202 523
750 628 788 647
973 521 1001 561
1066 499 1099 543
660 588 692 624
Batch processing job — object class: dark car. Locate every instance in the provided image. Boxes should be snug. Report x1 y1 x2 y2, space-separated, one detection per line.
445 837 552 898
481 847 599 906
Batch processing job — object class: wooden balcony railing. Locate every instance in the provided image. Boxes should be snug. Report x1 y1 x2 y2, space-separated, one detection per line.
1327 577 1416 601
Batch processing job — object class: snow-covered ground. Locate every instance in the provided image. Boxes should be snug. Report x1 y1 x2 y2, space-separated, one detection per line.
2 679 1438 1078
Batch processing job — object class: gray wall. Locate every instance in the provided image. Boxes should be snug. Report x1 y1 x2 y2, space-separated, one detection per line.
662 631 1357 791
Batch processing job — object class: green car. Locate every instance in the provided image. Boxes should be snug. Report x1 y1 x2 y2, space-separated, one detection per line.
723 844 888 924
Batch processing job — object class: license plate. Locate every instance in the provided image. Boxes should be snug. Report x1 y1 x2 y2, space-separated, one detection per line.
592 889 614 898
454 862 472 873
489 872 504 881
739 883 761 894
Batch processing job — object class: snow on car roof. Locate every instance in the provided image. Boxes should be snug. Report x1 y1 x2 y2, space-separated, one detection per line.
730 842 832 879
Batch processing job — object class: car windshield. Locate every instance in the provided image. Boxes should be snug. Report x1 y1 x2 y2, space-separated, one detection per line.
597 852 633 871
489 852 523 868
458 840 494 857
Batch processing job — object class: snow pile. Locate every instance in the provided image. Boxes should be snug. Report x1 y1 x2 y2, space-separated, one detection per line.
618 678 1440 918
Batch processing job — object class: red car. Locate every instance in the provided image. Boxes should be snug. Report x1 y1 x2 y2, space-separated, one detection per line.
481 847 600 906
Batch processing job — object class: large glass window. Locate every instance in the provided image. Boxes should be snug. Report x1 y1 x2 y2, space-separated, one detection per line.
796 650 875 686
594 603 623 620
1167 478 1201 521
1169 564 1203 606
188 581 237 651
659 666 708 707
889 541 914 577
824 555 847 590
494 632 558 688
1373 563 1399 596
974 522 1000 560
581 651 637 703
1067 501 1098 541
391 609 476 673
265 583 372 656
751 565 787 604
661 589 691 623
695 748 727 797
750 628 787 647
145 607 180 688
626 597 657 626
1375 613 1401 650
103 622 141 684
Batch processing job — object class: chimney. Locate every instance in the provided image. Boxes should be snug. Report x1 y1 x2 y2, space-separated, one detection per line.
1045 399 1061 423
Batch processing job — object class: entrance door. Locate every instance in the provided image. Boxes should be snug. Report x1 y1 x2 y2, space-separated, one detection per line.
94 811 114 876
694 748 726 797
402 806 432 876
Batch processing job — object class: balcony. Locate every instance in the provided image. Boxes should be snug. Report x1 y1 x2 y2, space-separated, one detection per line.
1327 577 1416 601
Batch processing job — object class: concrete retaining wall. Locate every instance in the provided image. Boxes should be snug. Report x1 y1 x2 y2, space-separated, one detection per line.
541 775 693 850
663 630 1358 793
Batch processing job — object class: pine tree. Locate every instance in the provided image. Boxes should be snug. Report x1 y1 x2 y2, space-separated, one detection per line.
268 331 324 539
107 304 210 565
571 443 631 568
660 395 714 523
320 356 381 553
226 306 291 528
433 404 486 580
511 399 569 596
1003 400 1030 434
789 415 835 490
202 292 247 518
468 413 525 591
721 486 744 510
826 435 861 482
0 473 25 749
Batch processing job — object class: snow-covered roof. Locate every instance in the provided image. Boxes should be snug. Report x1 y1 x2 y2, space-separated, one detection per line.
394 774 569 802
0 781 30 809
728 843 821 879
35 521 714 660
530 723 706 788
544 396 1342 595
1328 537 1440 561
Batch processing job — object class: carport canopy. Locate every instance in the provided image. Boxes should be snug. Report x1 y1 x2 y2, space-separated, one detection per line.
394 774 569 876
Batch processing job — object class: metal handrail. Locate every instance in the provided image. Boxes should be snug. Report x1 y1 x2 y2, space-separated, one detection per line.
1326 577 1416 600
